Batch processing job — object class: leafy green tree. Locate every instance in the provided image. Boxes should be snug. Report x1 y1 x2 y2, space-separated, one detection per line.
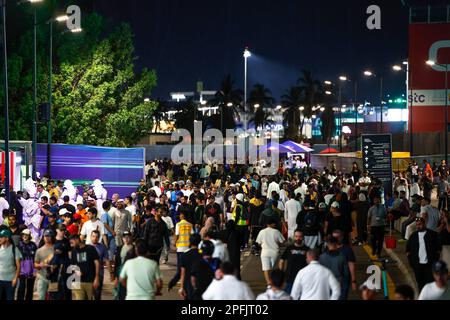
1 11 157 147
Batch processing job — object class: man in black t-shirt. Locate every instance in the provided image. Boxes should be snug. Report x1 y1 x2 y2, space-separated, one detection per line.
190 240 221 300
278 230 309 294
59 196 76 215
205 195 224 228
179 234 202 300
69 234 100 300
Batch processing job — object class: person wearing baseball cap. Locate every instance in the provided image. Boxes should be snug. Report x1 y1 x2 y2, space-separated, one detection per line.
0 229 22 300
418 260 450 300
34 228 55 300
17 229 38 300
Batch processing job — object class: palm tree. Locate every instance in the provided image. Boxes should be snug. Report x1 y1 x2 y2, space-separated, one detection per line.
248 83 276 132
297 69 322 135
153 99 170 133
318 82 337 144
209 74 243 134
173 98 202 136
281 86 303 141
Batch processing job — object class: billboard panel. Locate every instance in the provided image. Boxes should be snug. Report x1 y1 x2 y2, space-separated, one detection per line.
37 144 145 197
409 23 450 132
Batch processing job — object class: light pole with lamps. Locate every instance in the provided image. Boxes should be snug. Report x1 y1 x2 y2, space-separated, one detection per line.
427 60 449 164
364 70 384 133
325 76 349 152
393 61 411 154
243 47 251 157
46 16 82 177
18 0 43 180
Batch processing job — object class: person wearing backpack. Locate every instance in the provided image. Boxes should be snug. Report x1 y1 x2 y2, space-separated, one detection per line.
298 206 321 249
0 229 22 300
190 240 221 300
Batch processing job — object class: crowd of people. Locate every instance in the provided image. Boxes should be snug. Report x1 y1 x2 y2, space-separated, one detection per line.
0 157 449 300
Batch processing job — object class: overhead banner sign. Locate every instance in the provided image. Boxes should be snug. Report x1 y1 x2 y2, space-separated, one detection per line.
362 134 393 194
409 23 450 132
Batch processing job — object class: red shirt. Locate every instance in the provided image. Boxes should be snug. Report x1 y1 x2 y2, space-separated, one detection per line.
67 223 79 236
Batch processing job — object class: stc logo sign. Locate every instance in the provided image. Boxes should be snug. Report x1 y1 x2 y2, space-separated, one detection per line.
428 40 450 72
408 93 426 104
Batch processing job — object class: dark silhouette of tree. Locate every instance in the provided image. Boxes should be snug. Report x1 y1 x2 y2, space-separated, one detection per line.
281 86 303 141
209 74 243 134
297 69 322 136
248 83 275 132
173 98 202 136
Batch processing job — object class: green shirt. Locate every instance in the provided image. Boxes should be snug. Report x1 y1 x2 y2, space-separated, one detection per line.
0 244 22 281
120 256 161 300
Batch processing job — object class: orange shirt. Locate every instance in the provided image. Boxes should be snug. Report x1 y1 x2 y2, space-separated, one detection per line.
77 209 89 227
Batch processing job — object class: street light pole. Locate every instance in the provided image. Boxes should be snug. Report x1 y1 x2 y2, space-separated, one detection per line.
47 20 52 178
427 60 449 164
1 0 10 203
243 48 251 159
380 77 384 133
338 83 342 152
354 82 358 152
31 7 37 180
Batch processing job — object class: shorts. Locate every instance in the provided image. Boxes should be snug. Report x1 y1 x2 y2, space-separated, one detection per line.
260 255 277 271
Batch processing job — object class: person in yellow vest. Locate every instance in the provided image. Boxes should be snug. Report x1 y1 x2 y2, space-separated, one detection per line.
232 193 249 250
168 211 194 291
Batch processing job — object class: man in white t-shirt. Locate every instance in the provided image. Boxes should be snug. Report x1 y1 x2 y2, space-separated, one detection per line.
124 196 137 217
418 261 450 300
80 207 108 246
119 239 162 300
256 217 285 286
358 171 371 192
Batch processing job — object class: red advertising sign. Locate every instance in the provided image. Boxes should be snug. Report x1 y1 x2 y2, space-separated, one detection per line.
409 23 450 132
1 151 15 188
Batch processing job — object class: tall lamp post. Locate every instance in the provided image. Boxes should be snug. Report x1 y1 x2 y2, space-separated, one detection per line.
393 62 411 153
1 0 10 203
243 47 251 157
364 70 384 133
46 16 81 177
18 0 43 180
427 60 449 164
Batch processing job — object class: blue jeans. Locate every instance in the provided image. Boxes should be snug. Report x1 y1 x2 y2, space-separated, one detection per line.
0 281 13 300
284 282 293 295
107 236 116 261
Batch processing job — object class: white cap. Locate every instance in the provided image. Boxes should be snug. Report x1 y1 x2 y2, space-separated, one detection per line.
236 193 244 202
21 229 31 235
59 208 69 216
87 196 96 201
331 201 340 208
118 199 125 203
318 202 327 209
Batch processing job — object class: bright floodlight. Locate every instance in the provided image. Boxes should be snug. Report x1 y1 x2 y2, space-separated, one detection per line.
243 48 251 58
299 106 305 111
29 0 43 2
426 60 435 66
402 61 408 65
393 65 402 71
324 80 332 85
56 15 69 22
70 28 83 33
254 104 260 108
227 102 233 107
325 91 332 95
200 100 207 105
144 98 150 102
339 76 347 81
364 71 373 76
276 105 282 110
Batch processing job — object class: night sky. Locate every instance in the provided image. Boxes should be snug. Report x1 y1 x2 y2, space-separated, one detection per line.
94 0 412 103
